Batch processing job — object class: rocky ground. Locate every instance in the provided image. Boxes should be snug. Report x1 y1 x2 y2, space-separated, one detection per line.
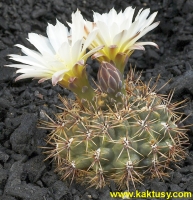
0 0 193 199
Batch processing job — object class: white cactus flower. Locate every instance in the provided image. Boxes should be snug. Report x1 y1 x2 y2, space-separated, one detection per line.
7 10 102 86
84 7 160 73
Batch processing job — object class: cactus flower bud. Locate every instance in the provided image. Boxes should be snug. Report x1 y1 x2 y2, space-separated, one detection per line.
97 61 124 95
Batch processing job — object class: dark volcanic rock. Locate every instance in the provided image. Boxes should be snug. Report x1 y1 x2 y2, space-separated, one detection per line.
10 113 38 155
0 67 15 83
23 155 46 183
31 9 47 19
0 169 7 189
182 0 193 14
50 180 69 200
4 161 48 200
0 151 9 163
167 69 193 97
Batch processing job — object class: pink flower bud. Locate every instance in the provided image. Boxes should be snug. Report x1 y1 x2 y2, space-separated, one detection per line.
97 61 123 94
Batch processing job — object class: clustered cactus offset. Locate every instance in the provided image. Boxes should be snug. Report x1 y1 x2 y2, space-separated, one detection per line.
7 7 189 190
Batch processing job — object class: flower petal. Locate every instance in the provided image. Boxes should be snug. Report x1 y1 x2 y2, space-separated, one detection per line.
130 21 160 45
71 39 83 65
9 55 46 68
27 33 55 55
15 69 51 81
52 69 69 86
57 42 71 64
70 10 84 45
47 19 69 52
129 45 145 51
95 21 111 45
82 45 104 61
15 44 48 66
139 11 158 31
134 41 159 49
82 28 98 52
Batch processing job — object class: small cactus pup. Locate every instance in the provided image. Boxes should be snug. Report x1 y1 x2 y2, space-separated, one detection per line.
41 61 189 190
6 6 190 190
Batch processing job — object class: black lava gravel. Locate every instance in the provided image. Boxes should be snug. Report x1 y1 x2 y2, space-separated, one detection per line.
0 0 193 200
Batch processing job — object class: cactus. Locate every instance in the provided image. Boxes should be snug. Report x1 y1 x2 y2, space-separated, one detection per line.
41 66 189 190
7 7 189 190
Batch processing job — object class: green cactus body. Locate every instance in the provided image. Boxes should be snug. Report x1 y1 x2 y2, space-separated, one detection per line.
42 70 188 189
